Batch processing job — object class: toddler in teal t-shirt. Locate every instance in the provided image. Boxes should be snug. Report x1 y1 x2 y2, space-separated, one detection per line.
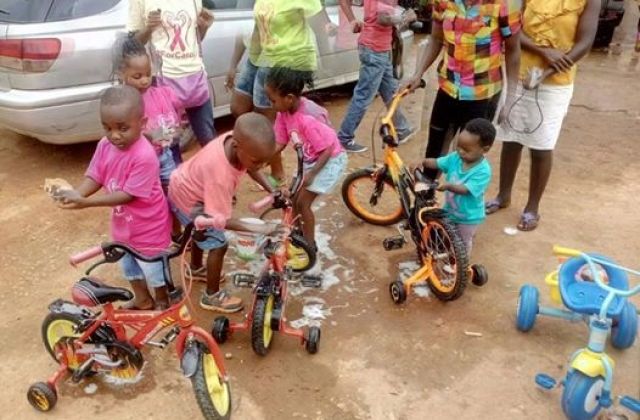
415 118 496 255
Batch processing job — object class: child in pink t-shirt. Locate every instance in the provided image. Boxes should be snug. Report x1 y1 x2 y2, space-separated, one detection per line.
113 34 184 190
264 67 348 253
168 113 280 313
56 86 172 310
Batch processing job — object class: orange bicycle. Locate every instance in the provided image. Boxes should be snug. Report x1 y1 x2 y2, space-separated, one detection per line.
341 80 488 303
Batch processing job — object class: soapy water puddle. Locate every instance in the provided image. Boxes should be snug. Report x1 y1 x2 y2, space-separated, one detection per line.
222 202 357 329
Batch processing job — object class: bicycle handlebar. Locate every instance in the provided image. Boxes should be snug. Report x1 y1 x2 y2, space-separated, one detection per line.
552 245 582 258
69 245 103 267
249 194 275 214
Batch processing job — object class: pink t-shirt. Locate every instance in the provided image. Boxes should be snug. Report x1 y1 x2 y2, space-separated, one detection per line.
142 82 183 151
359 0 396 53
168 134 245 230
86 137 171 256
274 97 343 163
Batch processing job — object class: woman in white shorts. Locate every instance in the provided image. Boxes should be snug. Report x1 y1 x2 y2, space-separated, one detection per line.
486 0 601 231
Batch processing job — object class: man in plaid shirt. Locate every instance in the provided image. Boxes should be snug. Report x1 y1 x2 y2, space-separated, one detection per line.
404 0 522 179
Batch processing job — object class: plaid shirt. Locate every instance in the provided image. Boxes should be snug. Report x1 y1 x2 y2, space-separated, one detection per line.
433 0 522 101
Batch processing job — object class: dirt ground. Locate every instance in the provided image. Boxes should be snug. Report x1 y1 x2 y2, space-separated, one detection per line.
1 11 640 420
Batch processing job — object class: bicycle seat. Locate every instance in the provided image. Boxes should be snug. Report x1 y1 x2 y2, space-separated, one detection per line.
558 254 628 317
72 277 134 307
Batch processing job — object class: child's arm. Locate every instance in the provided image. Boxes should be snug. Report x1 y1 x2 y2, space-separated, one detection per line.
304 147 332 187
416 158 438 171
438 183 470 195
57 188 133 210
226 33 247 90
248 169 276 194
226 218 279 236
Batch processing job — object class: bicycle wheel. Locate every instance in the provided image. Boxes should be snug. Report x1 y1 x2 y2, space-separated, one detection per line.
561 371 605 420
191 348 232 420
422 219 469 301
258 209 316 272
342 168 405 226
41 312 84 366
251 294 276 356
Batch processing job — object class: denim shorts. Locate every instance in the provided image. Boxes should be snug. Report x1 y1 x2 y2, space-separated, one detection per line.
158 148 177 188
171 203 227 251
303 152 348 195
120 253 169 288
234 60 272 109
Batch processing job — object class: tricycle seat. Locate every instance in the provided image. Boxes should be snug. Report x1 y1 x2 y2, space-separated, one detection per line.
558 254 628 317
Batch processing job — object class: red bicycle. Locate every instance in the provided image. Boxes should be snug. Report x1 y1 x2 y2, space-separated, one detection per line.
206 133 322 356
27 225 232 419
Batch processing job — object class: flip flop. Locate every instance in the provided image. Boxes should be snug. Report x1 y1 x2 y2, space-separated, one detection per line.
517 212 540 232
485 198 510 215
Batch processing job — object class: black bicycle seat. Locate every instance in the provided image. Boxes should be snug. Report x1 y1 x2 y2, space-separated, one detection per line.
72 277 134 306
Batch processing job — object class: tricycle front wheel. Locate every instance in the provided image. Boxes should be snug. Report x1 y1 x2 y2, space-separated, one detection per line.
561 371 605 420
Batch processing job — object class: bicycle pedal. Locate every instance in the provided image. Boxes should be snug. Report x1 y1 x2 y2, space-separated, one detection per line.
301 274 322 288
233 273 257 288
383 235 405 251
535 373 557 390
620 396 640 413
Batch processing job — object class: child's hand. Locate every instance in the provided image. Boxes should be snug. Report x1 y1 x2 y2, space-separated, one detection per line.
56 189 87 209
409 160 426 174
198 9 214 29
224 69 236 91
146 9 162 32
436 182 450 192
276 186 290 199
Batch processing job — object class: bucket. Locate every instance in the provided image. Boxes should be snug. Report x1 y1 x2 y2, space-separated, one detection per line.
235 218 266 261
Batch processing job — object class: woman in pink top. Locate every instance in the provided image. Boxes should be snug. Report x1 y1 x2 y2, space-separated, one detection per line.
264 67 348 252
56 86 172 310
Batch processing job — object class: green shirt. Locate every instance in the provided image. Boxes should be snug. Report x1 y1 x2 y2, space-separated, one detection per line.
253 0 322 71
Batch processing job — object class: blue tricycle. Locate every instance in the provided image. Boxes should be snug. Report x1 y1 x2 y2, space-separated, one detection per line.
516 245 640 420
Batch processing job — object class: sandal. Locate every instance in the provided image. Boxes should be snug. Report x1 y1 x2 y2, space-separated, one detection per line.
517 212 540 232
485 198 510 215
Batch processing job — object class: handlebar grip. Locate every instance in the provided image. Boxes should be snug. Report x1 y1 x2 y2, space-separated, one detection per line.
290 131 302 146
69 246 103 267
553 245 582 258
249 195 275 214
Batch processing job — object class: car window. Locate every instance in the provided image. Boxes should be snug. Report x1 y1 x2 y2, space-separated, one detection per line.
0 0 54 23
46 0 120 21
206 0 253 9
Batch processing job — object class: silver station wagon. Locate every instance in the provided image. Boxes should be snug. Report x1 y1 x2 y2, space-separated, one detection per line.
0 0 412 145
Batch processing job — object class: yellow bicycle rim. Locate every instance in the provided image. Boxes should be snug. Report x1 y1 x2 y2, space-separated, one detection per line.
263 295 275 346
202 353 230 416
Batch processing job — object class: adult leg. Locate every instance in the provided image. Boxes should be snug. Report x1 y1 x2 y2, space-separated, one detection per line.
519 148 552 230
423 90 455 179
378 54 413 139
488 142 523 212
337 47 387 148
230 91 254 117
186 99 216 146
253 66 283 181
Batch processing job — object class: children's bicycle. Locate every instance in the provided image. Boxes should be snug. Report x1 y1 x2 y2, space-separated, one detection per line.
516 246 640 420
341 80 488 303
27 226 232 420
209 134 322 355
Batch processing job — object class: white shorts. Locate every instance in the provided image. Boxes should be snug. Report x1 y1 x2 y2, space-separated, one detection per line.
498 82 574 151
